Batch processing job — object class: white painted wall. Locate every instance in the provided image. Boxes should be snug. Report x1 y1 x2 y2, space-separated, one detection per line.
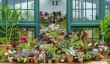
40 0 66 15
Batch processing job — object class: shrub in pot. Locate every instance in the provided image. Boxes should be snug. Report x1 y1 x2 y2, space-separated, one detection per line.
66 48 75 63
0 5 20 44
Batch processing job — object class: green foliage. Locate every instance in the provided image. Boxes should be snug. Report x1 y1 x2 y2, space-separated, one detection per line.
47 44 55 55
34 57 41 61
74 40 84 49
0 37 7 44
100 13 110 38
66 49 75 56
39 44 48 50
21 57 30 63
18 43 30 50
83 53 92 60
0 5 20 43
52 55 61 60
0 48 7 62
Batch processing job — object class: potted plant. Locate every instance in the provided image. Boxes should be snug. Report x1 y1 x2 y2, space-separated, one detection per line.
14 51 30 63
83 53 92 61
52 55 61 63
46 44 55 63
39 44 48 54
0 5 20 44
5 48 16 62
76 52 84 63
33 53 41 63
99 13 110 43
66 48 75 63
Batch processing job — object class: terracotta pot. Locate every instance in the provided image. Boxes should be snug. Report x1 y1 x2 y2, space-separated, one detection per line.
60 58 65 63
48 59 52 63
100 52 108 59
67 56 73 63
8 57 14 62
30 57 34 63
78 58 83 63
95 56 100 61
34 59 38 63
55 59 59 63
0 45 12 51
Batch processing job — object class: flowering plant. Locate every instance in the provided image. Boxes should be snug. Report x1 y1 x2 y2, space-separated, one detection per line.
5 48 16 57
14 51 30 63
66 49 75 56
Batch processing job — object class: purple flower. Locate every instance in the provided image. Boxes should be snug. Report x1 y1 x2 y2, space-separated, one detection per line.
33 53 39 57
60 44 67 48
46 54 53 59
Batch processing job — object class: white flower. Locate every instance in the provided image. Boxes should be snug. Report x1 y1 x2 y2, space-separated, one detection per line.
8 50 12 53
5 52 8 55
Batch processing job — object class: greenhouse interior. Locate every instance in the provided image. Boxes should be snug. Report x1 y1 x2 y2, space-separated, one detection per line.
0 0 110 64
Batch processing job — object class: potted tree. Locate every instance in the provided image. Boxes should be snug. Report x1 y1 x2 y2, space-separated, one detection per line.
0 5 20 43
0 5 20 49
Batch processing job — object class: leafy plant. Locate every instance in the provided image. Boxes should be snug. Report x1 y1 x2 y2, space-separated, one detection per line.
66 49 75 56
83 53 92 60
39 44 48 50
0 5 20 43
47 44 55 55
52 55 61 60
0 48 7 62
0 37 7 44
100 13 110 42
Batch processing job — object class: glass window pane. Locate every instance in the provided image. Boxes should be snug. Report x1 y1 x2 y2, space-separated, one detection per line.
15 0 20 9
73 0 99 21
71 27 99 42
21 10 28 21
28 10 34 21
8 0 15 9
105 0 110 13
28 0 34 9
93 28 99 38
22 0 27 9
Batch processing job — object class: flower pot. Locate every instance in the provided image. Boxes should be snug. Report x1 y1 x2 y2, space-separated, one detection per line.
34 59 38 63
0 45 12 51
100 52 108 59
60 58 65 63
30 57 34 63
8 57 14 62
67 56 73 63
95 56 100 61
55 59 59 63
78 58 83 63
47 59 52 63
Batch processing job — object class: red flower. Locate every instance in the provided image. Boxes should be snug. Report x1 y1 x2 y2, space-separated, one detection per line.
81 31 87 39
20 38 26 43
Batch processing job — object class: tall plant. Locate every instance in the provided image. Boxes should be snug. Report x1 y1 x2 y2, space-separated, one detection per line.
100 13 110 43
0 5 20 43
